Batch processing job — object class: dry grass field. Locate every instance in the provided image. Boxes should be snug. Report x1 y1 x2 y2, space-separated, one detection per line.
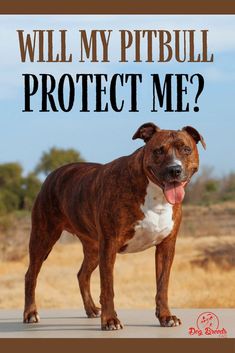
0 202 235 310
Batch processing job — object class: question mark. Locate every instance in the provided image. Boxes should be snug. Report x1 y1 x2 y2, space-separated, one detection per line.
190 74 204 112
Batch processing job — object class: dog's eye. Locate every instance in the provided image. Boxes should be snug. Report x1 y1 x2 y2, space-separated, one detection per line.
154 146 164 156
183 146 192 155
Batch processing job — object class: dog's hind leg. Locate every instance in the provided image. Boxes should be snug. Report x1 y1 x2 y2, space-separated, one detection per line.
23 224 62 323
77 240 100 318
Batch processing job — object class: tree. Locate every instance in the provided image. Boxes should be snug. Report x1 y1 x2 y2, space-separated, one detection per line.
0 189 20 214
21 173 42 210
35 147 85 176
0 162 22 189
0 148 84 215
0 163 23 214
0 163 42 215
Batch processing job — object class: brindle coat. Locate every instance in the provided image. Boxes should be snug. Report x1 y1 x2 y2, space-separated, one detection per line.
23 122 205 330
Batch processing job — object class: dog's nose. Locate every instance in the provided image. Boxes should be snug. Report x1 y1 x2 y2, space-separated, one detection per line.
167 165 182 178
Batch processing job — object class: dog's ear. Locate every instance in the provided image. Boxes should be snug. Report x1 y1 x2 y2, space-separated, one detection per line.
132 122 160 143
182 126 206 150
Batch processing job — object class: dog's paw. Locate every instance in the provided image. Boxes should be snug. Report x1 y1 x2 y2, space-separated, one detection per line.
23 310 40 324
101 317 123 331
86 306 101 318
159 315 181 327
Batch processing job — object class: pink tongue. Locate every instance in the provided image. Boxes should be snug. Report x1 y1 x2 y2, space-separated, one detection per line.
164 182 185 205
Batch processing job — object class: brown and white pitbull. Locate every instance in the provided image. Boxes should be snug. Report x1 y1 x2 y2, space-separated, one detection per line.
23 122 206 330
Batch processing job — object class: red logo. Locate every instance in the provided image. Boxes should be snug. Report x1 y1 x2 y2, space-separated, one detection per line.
197 312 219 330
188 312 227 338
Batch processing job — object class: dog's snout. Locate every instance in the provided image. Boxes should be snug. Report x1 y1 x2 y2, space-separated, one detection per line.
167 165 182 178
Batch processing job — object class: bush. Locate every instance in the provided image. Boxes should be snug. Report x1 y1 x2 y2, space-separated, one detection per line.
219 173 235 201
185 167 235 205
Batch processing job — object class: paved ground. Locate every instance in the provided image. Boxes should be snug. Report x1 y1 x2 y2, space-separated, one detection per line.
0 309 234 338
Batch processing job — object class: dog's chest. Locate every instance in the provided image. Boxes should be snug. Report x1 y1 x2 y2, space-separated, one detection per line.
122 181 174 254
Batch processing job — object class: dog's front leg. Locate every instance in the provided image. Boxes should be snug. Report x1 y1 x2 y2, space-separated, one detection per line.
155 235 181 327
99 238 123 330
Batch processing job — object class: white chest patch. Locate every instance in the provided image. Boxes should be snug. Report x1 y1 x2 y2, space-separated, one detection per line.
122 180 174 254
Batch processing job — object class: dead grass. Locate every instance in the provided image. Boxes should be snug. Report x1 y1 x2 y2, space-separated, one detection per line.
181 202 235 238
0 202 235 310
0 234 234 310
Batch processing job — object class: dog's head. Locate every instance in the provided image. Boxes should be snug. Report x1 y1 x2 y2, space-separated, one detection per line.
133 122 206 205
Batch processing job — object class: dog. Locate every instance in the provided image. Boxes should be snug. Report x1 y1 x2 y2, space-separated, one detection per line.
23 122 206 330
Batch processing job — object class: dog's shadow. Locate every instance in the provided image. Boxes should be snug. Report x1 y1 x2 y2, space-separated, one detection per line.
0 316 160 334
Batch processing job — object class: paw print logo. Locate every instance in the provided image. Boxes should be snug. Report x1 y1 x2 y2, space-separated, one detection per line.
197 312 219 330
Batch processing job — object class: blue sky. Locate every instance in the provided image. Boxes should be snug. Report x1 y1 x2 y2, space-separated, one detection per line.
0 15 235 177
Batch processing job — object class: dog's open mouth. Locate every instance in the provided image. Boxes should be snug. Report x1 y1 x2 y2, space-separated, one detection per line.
163 181 187 205
149 167 188 205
